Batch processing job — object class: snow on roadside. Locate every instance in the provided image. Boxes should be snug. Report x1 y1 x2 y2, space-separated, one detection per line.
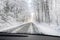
0 22 21 31
34 22 60 36
0 20 32 32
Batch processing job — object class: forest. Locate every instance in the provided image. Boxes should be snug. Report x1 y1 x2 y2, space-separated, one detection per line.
0 0 60 36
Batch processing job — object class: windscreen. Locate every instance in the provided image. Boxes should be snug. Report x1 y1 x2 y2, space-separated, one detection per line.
0 0 60 36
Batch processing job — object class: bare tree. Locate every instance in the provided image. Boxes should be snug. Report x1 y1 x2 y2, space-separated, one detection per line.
43 0 50 23
32 0 42 23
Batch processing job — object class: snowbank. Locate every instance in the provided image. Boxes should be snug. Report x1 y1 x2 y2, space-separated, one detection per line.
34 22 60 36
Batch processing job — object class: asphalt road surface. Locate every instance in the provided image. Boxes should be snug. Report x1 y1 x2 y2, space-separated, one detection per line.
4 22 39 34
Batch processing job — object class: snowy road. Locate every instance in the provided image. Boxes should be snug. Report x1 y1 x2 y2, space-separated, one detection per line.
4 22 39 34
0 22 60 36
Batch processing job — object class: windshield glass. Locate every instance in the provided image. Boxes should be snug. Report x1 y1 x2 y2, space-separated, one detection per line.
0 0 60 36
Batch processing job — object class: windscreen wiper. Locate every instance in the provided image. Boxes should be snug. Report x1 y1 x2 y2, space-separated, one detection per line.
0 32 28 37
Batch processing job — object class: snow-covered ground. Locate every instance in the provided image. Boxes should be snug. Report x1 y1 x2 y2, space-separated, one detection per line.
34 22 60 36
0 19 60 36
0 16 30 31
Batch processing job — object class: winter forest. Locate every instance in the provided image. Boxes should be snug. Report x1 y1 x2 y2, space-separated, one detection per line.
0 0 60 36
